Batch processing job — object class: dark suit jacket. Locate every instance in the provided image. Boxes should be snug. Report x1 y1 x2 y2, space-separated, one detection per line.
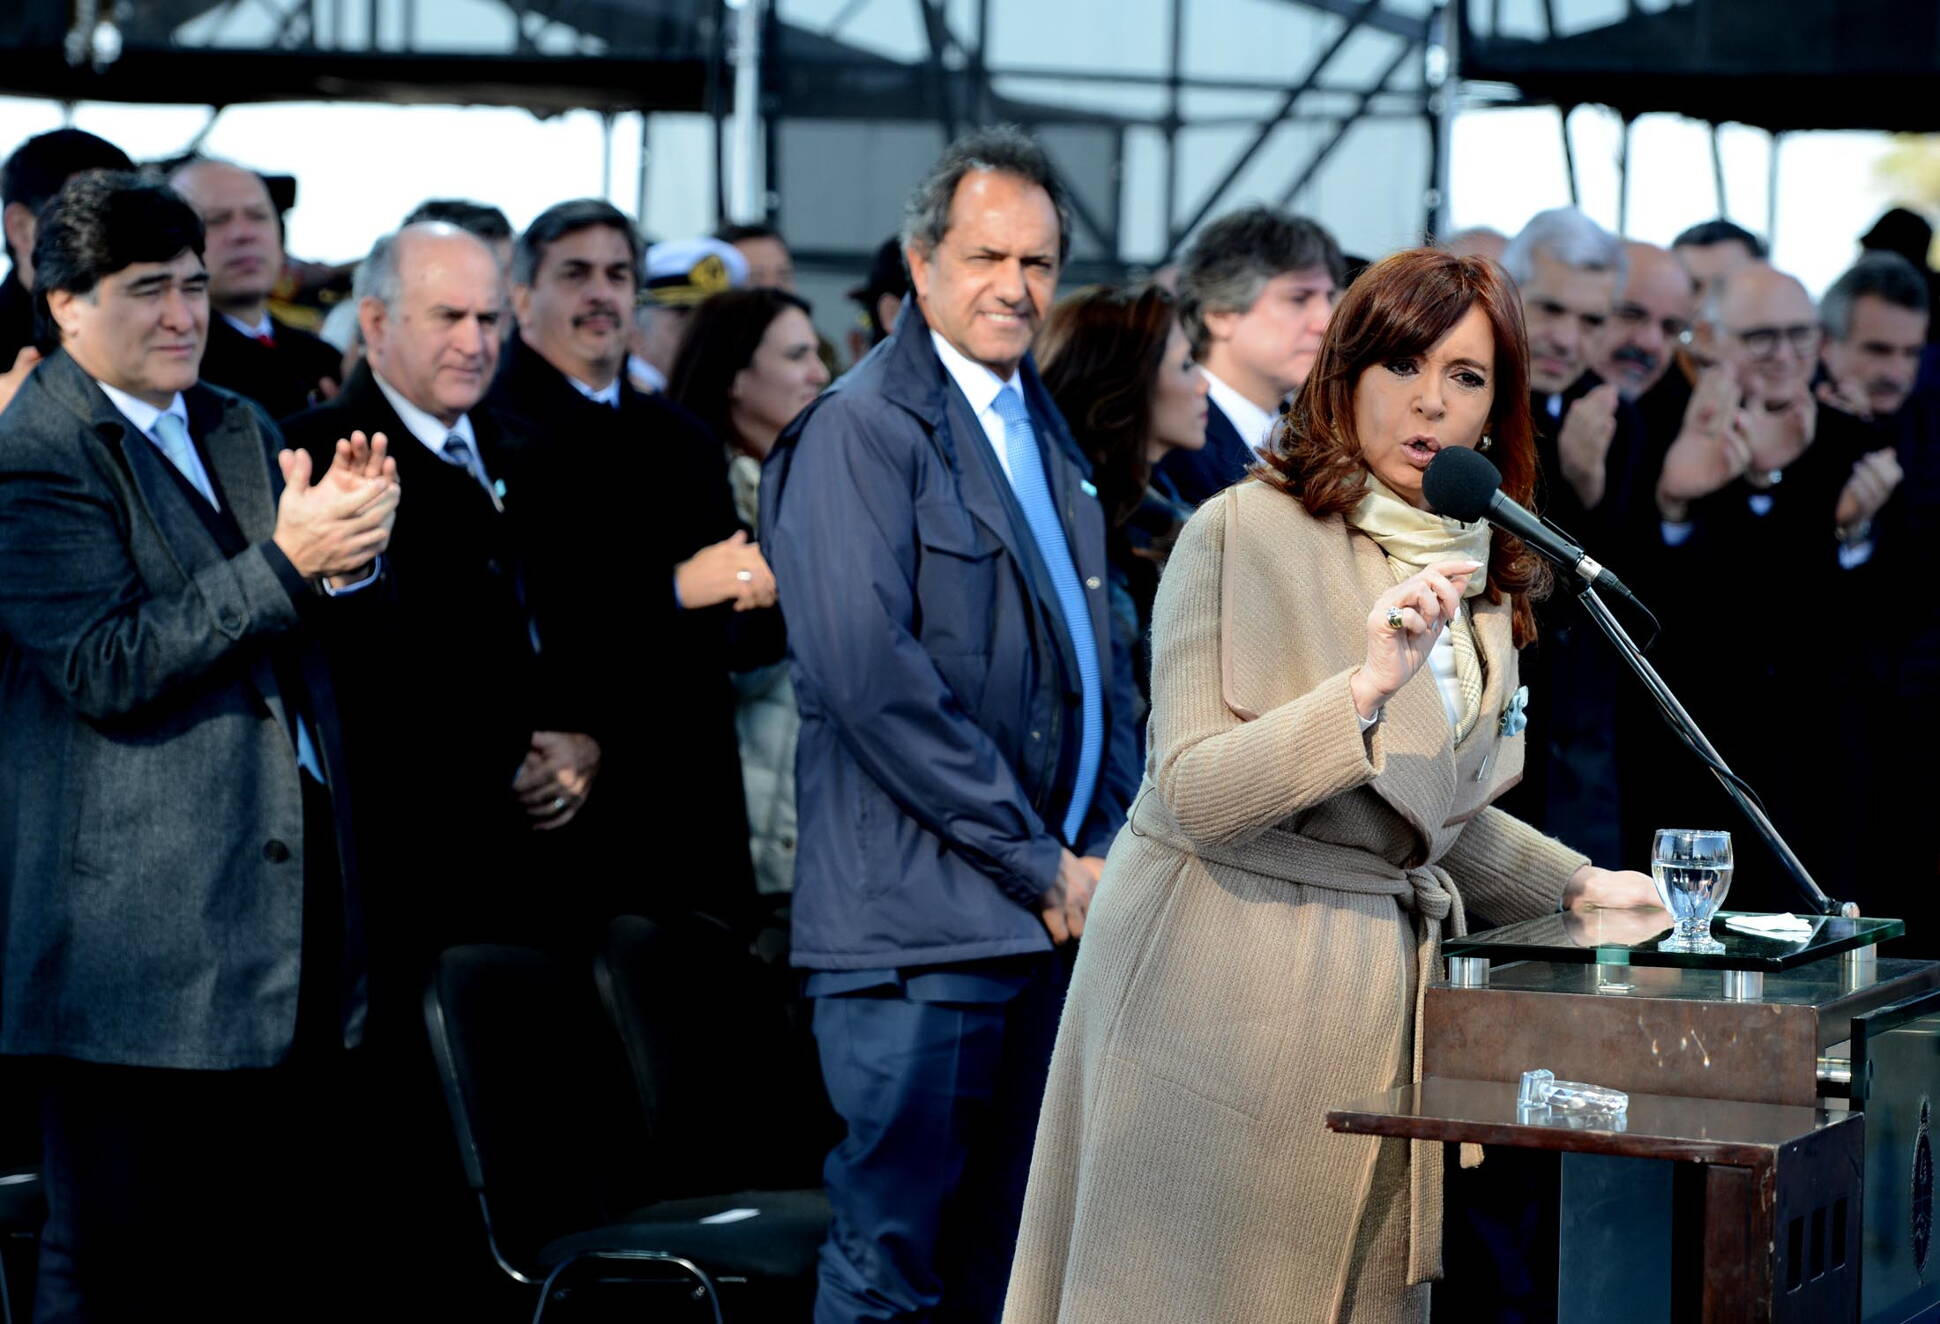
197 313 342 421
0 270 30 368
486 333 768 924
281 364 539 992
1155 398 1253 507
763 301 1139 969
0 349 358 1069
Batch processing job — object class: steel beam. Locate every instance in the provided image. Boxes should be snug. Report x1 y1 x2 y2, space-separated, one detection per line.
1164 0 1400 257
1275 40 1412 209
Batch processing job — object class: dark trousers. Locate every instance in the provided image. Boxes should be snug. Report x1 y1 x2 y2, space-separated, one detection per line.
31 772 353 1324
810 954 1069 1324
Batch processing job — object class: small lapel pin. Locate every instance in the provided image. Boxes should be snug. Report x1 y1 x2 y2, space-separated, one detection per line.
1498 685 1530 738
1080 479 1098 499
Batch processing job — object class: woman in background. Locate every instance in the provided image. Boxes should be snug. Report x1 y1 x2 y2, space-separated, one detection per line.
1037 284 1207 745
670 288 830 907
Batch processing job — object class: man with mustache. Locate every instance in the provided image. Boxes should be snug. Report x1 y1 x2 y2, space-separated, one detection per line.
1821 251 1928 422
489 198 776 932
169 158 342 419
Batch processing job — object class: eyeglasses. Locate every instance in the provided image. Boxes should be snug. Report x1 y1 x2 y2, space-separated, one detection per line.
1727 323 1821 360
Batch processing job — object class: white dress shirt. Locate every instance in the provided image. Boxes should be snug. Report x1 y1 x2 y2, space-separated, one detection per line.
221 311 275 341
628 353 667 394
567 373 623 408
371 371 487 479
1202 368 1279 456
931 330 1027 487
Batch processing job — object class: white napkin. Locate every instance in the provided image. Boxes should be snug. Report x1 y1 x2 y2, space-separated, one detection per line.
1723 912 1816 938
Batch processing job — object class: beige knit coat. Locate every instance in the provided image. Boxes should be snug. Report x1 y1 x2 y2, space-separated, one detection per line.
1004 480 1590 1324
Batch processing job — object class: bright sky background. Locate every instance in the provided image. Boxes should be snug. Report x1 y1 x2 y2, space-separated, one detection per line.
0 93 1907 302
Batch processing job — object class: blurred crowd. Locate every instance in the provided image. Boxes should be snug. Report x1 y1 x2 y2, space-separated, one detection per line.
0 120 1933 1321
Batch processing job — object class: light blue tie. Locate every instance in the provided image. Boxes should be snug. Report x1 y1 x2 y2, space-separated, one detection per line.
152 413 324 777
151 412 219 508
992 385 1103 845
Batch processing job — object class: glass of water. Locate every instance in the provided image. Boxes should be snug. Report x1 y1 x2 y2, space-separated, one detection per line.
1651 829 1733 953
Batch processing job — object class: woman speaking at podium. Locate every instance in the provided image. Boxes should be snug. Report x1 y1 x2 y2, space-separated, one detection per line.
1005 248 1661 1323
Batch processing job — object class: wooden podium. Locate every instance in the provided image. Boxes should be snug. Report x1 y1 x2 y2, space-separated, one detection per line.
1326 914 1940 1323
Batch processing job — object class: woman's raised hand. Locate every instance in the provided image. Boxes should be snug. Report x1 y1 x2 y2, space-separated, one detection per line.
1349 559 1480 720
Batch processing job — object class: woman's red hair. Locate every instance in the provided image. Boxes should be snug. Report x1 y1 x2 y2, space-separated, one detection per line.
1258 246 1550 646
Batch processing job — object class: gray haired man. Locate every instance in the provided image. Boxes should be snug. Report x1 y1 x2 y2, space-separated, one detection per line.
1496 206 1640 868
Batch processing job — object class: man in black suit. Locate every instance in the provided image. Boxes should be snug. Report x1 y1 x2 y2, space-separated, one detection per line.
489 199 776 933
1492 207 1639 870
0 128 132 412
169 158 342 419
1157 205 1343 505
281 220 598 1308
1648 262 1902 908
0 171 397 1321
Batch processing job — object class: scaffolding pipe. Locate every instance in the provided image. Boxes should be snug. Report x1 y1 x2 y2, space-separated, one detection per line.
728 0 764 222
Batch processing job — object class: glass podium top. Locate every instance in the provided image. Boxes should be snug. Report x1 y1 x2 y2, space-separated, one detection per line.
1441 912 1904 973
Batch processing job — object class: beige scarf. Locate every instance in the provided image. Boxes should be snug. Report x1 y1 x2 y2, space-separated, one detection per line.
1348 471 1492 741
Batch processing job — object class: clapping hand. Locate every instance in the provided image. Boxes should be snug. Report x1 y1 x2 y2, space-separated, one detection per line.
1745 381 1815 475
0 345 40 416
1835 448 1903 537
1657 367 1753 522
272 435 401 582
1816 374 1875 423
1349 559 1480 720
1557 382 1619 510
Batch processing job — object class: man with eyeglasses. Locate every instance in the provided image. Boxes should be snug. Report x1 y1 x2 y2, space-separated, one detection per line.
1646 261 1902 913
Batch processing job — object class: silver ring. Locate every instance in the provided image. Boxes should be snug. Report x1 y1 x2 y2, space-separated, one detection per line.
735 569 754 583
551 796 567 812
1385 606 1406 631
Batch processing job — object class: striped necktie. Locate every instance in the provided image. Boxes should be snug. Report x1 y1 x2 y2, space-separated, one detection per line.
992 384 1103 844
441 434 493 496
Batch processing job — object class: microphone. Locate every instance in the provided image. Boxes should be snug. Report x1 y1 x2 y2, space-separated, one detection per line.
1422 446 1641 605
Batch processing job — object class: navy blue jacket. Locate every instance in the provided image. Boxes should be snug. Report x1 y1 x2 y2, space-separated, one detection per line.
762 302 1138 970
1155 396 1253 507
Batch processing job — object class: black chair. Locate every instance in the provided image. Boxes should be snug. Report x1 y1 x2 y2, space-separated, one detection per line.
424 943 828 1323
0 1169 42 1324
592 913 838 1202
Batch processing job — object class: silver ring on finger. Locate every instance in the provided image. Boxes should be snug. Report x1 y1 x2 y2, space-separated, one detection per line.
551 796 568 812
735 569 754 583
1385 606 1406 631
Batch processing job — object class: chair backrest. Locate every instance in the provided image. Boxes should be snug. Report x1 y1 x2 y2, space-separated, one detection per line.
424 943 650 1274
593 914 834 1198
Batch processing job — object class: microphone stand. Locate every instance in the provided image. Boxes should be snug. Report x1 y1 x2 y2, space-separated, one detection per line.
1563 576 1848 918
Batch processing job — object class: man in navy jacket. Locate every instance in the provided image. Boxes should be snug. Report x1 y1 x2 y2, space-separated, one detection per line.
762 127 1137 1322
